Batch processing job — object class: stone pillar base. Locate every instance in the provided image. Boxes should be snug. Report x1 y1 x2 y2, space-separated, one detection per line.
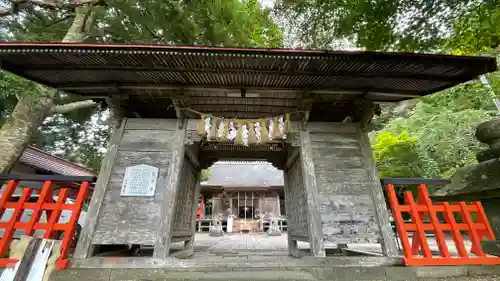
481 240 500 256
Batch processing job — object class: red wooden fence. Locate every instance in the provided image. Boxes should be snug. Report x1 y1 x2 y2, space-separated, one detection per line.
384 180 500 266
0 175 94 269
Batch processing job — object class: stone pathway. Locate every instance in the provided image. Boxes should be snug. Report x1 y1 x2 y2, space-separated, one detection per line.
187 233 473 256
191 233 290 252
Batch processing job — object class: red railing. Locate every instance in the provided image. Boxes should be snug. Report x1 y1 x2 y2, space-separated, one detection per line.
382 178 500 266
0 175 95 269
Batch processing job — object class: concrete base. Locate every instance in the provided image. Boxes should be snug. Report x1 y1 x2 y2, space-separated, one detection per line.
48 256 500 281
209 226 224 237
267 230 282 236
49 264 500 281
208 231 223 237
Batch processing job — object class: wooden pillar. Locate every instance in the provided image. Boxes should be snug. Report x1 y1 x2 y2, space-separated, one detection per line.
283 165 300 257
184 171 202 255
212 197 221 217
358 127 398 257
258 195 263 231
244 193 247 221
74 117 126 259
153 119 186 259
299 131 325 257
277 194 281 216
251 192 254 219
229 194 233 215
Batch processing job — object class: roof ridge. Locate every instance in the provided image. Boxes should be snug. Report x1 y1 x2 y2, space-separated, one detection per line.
19 146 96 176
214 161 274 165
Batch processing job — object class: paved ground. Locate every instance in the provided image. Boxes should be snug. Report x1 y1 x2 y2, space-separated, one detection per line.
56 234 498 281
175 233 473 256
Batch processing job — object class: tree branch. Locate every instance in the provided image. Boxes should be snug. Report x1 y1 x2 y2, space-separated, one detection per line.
0 0 104 17
44 13 73 27
27 0 101 9
51 99 98 114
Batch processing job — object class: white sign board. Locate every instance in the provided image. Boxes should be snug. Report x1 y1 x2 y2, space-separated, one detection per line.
120 164 159 197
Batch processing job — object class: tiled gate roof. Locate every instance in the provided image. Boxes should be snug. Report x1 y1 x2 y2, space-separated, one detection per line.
202 161 284 187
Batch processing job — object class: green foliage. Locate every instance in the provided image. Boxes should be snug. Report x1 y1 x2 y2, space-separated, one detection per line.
33 110 109 172
372 74 497 179
1 9 74 42
0 71 49 103
274 0 458 50
0 69 107 171
273 0 500 183
96 0 282 47
372 131 439 178
273 0 499 52
445 1 500 54
0 0 283 171
201 169 212 182
0 73 32 124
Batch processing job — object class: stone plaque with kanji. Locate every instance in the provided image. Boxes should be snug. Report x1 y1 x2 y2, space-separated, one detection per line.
120 164 159 197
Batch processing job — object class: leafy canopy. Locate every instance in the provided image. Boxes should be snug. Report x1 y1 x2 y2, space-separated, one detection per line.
273 0 500 180
372 131 439 179
371 68 499 179
273 0 499 51
0 0 283 171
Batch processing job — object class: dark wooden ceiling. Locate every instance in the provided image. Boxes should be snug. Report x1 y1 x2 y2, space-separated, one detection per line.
0 42 496 121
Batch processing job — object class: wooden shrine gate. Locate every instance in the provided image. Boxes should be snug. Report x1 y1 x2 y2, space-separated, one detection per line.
0 43 495 271
71 118 398 262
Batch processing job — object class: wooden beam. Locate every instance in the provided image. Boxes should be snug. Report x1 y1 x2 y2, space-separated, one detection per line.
352 99 376 127
57 84 423 97
153 120 186 259
29 64 465 83
0 174 95 182
357 126 399 257
13 237 42 281
184 145 200 169
171 99 185 129
185 96 301 103
73 117 127 259
181 171 202 258
186 112 301 119
368 92 421 98
189 104 298 110
285 147 300 169
299 131 325 257
188 105 298 112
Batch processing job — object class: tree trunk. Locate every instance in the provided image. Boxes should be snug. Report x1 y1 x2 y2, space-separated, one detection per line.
0 6 98 173
0 95 53 172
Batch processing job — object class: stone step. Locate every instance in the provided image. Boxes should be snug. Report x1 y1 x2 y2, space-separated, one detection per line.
118 270 315 281
49 265 500 281
233 219 260 233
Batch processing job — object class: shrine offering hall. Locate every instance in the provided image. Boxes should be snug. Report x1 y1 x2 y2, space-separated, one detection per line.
0 43 496 266
197 161 287 233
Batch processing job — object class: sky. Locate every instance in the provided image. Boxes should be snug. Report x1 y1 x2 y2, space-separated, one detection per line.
260 0 275 8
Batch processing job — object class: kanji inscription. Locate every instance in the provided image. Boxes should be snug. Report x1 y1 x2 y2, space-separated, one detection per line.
120 164 159 197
